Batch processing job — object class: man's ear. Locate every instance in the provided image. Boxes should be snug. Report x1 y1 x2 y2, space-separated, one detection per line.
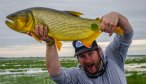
77 57 81 63
77 56 79 60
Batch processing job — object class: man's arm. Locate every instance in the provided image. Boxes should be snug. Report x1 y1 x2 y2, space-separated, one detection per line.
34 25 61 76
46 43 61 76
101 12 133 70
34 25 79 84
101 11 132 35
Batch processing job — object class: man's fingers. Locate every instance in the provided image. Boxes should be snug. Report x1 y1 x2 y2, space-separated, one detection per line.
101 20 117 34
108 24 116 36
101 20 107 32
34 25 52 42
35 25 39 37
39 25 44 37
107 25 113 33
44 26 48 37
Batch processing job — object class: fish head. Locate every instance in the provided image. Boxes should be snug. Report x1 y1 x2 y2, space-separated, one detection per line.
5 10 34 34
5 9 42 43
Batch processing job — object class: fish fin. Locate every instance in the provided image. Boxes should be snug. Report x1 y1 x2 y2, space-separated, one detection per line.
64 11 83 17
114 26 124 35
54 39 62 50
29 32 41 43
80 31 102 48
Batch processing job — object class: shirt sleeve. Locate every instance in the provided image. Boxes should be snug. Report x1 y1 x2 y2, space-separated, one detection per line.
50 67 79 84
105 29 134 70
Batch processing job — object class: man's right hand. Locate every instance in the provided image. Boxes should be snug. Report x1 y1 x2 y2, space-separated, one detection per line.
34 25 54 45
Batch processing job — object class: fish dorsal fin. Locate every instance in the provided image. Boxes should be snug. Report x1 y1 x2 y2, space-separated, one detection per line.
54 39 62 51
64 11 83 17
80 31 102 48
29 32 41 43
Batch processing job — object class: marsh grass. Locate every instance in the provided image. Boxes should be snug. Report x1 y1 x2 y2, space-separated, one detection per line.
0 57 45 69
0 73 55 84
127 72 146 84
0 56 146 84
125 56 146 64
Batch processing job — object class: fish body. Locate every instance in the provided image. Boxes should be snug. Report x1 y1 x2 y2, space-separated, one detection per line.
32 7 99 41
5 7 123 50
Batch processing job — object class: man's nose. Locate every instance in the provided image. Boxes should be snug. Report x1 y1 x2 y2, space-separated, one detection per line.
84 55 92 63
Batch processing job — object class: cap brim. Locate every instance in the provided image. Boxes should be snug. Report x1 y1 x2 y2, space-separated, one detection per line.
74 46 97 57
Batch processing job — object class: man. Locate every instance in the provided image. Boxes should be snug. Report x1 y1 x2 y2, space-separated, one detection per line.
34 12 133 84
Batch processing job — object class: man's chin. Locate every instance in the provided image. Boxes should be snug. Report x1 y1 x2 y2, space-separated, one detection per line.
86 68 98 75
88 71 97 75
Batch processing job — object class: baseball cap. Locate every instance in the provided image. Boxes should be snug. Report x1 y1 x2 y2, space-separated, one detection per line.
72 40 98 56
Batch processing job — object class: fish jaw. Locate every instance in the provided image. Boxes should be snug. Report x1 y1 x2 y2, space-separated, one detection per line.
5 14 18 31
5 20 16 30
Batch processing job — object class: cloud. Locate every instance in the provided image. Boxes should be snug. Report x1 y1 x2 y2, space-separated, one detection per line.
0 39 146 57
0 44 46 57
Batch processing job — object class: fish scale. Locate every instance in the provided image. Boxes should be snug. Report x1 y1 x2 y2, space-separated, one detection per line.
34 9 97 41
42 15 92 40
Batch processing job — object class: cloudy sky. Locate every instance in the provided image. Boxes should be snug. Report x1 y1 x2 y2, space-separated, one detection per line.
0 0 146 57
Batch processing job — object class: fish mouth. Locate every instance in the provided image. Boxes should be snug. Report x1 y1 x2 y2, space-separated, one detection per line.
5 16 16 29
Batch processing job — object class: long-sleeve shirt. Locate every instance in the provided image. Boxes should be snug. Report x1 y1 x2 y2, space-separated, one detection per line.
50 30 134 84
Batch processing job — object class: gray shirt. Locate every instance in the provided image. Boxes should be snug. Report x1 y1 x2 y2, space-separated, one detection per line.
50 30 134 84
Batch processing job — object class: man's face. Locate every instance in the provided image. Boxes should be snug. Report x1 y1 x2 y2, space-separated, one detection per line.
77 50 101 75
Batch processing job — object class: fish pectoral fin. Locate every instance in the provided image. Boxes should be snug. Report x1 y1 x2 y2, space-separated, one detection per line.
64 11 83 17
54 39 62 51
80 31 102 48
29 32 41 43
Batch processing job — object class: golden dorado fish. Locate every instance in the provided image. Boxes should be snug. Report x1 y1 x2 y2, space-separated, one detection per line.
5 7 123 50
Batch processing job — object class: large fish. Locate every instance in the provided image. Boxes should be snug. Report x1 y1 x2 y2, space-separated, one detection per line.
5 7 123 50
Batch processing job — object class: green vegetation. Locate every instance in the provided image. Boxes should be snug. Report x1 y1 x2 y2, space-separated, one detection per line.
0 56 146 84
0 57 45 69
0 57 78 84
127 72 146 84
0 57 78 69
0 74 55 84
60 59 78 68
125 56 146 64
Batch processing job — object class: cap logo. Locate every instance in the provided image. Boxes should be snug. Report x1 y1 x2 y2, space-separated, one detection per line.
75 41 84 48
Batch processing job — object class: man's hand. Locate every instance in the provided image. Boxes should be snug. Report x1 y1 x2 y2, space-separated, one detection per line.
101 12 119 36
34 25 54 45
